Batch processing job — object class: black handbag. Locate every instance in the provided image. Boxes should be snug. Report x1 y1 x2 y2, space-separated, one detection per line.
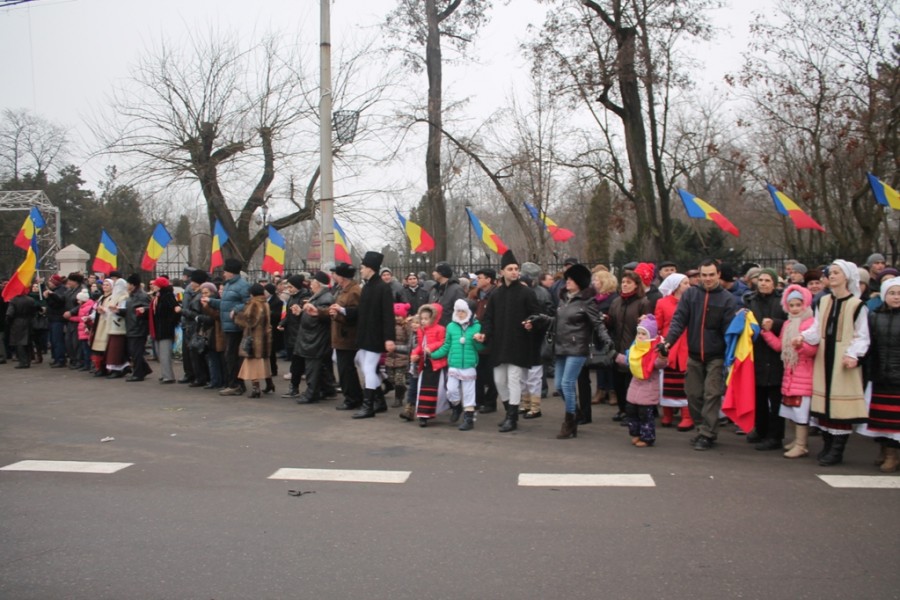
540 329 555 362
585 326 616 368
32 313 49 331
189 332 210 354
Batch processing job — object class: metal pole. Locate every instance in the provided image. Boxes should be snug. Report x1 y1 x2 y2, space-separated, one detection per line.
466 205 473 273
320 0 335 269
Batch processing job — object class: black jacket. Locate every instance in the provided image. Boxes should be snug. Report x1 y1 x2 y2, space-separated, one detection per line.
480 280 541 368
294 288 334 359
745 290 786 386
399 285 429 315
124 289 150 338
429 278 467 326
533 287 606 357
665 284 738 362
354 276 396 352
150 287 179 341
867 306 900 388
281 289 310 351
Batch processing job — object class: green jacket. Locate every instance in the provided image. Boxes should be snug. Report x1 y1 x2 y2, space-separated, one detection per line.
430 319 484 369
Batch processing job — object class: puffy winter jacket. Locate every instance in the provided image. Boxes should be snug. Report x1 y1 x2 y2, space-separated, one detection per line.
867 307 900 388
745 290 787 386
208 275 251 333
431 318 483 369
761 317 817 397
665 284 738 361
411 304 447 372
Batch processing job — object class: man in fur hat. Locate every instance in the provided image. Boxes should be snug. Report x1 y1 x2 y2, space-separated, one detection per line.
474 249 541 432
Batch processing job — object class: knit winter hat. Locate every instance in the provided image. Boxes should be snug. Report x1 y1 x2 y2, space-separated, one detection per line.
881 276 900 298
792 263 808 275
394 303 411 318
223 258 243 274
312 271 330 285
151 276 170 288
867 253 886 267
190 270 209 284
452 298 472 324
199 282 218 296
759 268 779 283
126 273 141 286
636 314 658 339
659 273 687 297
633 262 655 287
434 262 453 279
287 274 305 289
858 267 871 287
249 283 266 297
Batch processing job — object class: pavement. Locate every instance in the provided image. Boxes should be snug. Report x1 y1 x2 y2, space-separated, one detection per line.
1 361 899 599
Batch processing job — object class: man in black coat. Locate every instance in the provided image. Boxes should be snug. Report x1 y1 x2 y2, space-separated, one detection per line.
296 272 335 404
123 274 152 382
348 251 396 419
399 272 429 314
475 250 541 432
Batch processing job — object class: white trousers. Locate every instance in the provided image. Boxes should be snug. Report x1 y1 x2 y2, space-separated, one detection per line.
447 371 477 409
524 364 542 396
354 349 382 390
494 363 526 406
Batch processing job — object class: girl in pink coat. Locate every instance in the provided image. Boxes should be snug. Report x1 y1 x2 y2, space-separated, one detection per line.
74 291 95 373
760 284 819 458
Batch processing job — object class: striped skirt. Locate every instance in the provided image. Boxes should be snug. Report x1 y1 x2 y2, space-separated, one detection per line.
415 367 446 419
659 367 687 407
857 382 900 441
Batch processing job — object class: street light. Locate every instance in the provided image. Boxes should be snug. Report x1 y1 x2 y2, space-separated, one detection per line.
333 109 359 145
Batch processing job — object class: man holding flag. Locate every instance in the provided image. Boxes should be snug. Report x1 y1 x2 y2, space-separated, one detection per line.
663 259 739 451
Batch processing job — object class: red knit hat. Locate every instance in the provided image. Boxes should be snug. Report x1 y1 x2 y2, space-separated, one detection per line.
633 263 655 287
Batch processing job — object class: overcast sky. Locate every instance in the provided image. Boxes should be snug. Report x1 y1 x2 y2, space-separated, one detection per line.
0 0 768 250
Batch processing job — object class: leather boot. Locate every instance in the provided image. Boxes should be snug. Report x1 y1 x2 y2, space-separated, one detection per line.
281 385 299 398
498 400 510 426
591 389 604 405
449 402 463 423
498 403 518 433
880 447 899 473
817 431 833 461
399 403 415 421
557 412 577 439
352 389 376 419
661 406 674 427
249 383 261 398
818 433 848 466
783 425 809 458
874 444 886 466
374 388 388 413
524 393 542 419
263 378 275 394
458 409 475 431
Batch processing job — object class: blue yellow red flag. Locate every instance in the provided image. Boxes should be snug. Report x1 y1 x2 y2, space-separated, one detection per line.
465 208 508 255
14 207 46 250
91 229 118 275
676 188 740 237
396 210 436 253
210 219 229 270
523 202 575 242
766 184 825 232
722 310 759 433
2 244 38 301
261 225 285 275
140 223 173 271
867 173 900 210
333 219 353 263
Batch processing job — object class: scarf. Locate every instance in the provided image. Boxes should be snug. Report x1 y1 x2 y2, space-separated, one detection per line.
626 337 659 380
781 307 813 368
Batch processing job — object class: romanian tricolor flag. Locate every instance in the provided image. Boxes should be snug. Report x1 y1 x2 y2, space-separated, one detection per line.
333 219 352 264
867 173 900 210
91 229 118 275
210 219 229 270
676 188 740 237
396 210 435 253
722 310 760 434
766 184 825 232
2 232 38 301
523 202 575 242
140 223 173 271
625 338 661 381
13 207 46 251
261 225 285 275
465 208 508 255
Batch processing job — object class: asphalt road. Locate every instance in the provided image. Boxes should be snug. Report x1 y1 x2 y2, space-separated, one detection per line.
1 362 898 600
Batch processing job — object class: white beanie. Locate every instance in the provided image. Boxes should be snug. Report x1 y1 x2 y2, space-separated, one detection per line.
831 260 861 298
452 298 472 324
881 276 900 299
659 273 687 297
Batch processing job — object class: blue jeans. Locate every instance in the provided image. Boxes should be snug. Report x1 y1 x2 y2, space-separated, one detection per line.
206 350 224 388
555 355 587 414
49 320 66 364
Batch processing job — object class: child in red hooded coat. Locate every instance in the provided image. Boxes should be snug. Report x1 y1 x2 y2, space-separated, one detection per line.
410 303 447 427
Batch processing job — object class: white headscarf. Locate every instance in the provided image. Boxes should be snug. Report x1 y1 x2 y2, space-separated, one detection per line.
659 273 687 298
831 259 860 298
881 276 900 299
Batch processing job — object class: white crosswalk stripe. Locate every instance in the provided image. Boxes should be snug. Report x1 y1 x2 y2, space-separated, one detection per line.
518 473 655 487
268 468 411 484
816 475 900 489
0 460 133 474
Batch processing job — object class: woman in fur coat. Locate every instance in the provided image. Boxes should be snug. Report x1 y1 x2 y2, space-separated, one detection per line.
234 283 272 397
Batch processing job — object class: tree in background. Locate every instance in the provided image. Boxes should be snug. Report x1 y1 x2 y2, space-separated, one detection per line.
385 0 492 259
0 108 68 182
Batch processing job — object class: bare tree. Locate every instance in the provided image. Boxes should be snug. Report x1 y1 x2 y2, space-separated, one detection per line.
0 108 69 181
530 0 720 259
385 0 492 259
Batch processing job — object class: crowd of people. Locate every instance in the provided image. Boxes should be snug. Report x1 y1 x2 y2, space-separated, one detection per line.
2 250 898 472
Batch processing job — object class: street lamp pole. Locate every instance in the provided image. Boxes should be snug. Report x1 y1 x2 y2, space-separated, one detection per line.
320 0 335 269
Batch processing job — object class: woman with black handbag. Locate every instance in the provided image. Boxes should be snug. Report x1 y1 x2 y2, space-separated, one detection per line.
234 284 272 398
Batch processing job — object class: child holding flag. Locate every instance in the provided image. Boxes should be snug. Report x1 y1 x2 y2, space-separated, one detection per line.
616 315 667 447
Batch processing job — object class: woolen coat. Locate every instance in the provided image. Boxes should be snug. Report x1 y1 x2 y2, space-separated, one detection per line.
294 287 334 359
745 289 787 387
353 276 396 353
321 280 360 351
6 294 36 346
480 280 541 368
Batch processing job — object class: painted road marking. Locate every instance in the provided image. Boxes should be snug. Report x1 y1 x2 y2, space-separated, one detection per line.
268 468 411 484
817 475 900 489
518 473 656 487
0 460 133 474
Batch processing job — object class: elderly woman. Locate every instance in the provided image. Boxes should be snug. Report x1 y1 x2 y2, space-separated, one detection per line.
528 264 613 439
654 272 694 431
859 277 900 472
88 279 114 376
99 278 130 378
234 283 272 398
198 282 225 389
149 276 179 384
745 268 788 450
607 270 651 422
804 260 870 466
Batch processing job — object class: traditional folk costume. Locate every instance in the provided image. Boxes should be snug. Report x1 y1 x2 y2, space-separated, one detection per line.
430 299 484 431
411 303 448 426
654 274 693 431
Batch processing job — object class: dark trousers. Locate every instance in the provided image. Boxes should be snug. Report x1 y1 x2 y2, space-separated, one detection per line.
290 354 306 389
189 346 210 384
65 322 80 366
15 344 31 367
335 348 362 405
322 356 337 393
577 368 592 422
755 384 785 440
475 357 498 410
49 320 66 364
181 326 196 382
304 356 324 399
126 336 152 379
223 331 244 389
613 368 633 413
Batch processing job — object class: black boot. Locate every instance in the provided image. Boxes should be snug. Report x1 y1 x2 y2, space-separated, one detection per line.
459 410 475 431
498 404 518 433
374 388 388 413
817 431 833 461
498 400 511 427
818 433 848 466
263 378 275 394
352 389 376 419
335 398 361 411
449 402 463 423
281 385 298 398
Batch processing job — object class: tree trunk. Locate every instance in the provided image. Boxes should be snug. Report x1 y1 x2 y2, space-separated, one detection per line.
425 0 448 259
